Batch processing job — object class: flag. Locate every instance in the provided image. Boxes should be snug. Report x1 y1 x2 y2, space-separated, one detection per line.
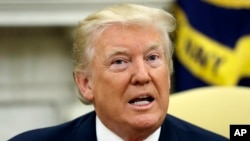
173 0 250 91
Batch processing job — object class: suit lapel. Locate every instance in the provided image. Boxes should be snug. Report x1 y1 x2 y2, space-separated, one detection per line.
159 115 179 141
73 111 97 141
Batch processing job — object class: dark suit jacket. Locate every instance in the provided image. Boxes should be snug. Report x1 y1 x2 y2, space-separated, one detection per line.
9 111 229 141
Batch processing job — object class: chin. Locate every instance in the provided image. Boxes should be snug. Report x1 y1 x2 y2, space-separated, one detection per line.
131 112 164 129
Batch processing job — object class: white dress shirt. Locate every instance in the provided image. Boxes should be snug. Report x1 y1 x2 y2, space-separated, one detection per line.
96 116 161 141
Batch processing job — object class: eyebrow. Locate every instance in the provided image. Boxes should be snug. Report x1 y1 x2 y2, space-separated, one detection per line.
105 47 129 59
105 42 162 59
146 42 161 51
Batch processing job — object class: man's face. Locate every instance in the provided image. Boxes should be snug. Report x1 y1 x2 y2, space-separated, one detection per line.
85 24 170 133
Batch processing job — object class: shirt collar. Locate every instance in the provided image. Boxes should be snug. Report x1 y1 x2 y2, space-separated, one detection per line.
96 116 161 141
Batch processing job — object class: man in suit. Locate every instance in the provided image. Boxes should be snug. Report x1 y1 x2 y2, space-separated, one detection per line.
9 4 228 141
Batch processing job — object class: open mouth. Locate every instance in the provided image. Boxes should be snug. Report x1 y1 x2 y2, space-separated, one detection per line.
128 95 155 106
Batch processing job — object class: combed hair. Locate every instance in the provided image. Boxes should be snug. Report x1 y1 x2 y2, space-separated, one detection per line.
73 3 176 104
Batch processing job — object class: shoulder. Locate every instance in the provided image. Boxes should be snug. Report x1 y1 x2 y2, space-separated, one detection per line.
160 114 229 141
8 111 96 141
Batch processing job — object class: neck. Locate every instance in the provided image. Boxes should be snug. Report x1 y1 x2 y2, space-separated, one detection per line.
96 114 163 141
110 122 161 141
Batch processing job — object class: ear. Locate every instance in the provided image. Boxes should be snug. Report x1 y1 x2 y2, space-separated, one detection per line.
74 71 94 102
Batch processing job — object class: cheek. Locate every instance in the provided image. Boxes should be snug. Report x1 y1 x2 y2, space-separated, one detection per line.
153 68 171 101
92 72 131 117
92 70 130 100
155 67 170 87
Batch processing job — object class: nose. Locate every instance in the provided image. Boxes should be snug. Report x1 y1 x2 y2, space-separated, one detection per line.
131 59 151 85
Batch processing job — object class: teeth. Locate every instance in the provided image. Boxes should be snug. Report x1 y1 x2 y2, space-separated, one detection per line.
132 101 150 106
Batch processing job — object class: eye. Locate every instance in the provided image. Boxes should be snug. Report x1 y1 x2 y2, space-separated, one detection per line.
112 59 125 65
110 58 129 72
146 54 162 68
147 54 159 61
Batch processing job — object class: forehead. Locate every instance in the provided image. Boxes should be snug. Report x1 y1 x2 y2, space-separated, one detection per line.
99 23 161 38
93 23 164 52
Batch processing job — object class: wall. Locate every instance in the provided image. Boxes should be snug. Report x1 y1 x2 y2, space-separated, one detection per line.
0 27 90 140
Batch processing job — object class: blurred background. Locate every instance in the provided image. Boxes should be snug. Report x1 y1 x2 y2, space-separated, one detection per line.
1 0 250 140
